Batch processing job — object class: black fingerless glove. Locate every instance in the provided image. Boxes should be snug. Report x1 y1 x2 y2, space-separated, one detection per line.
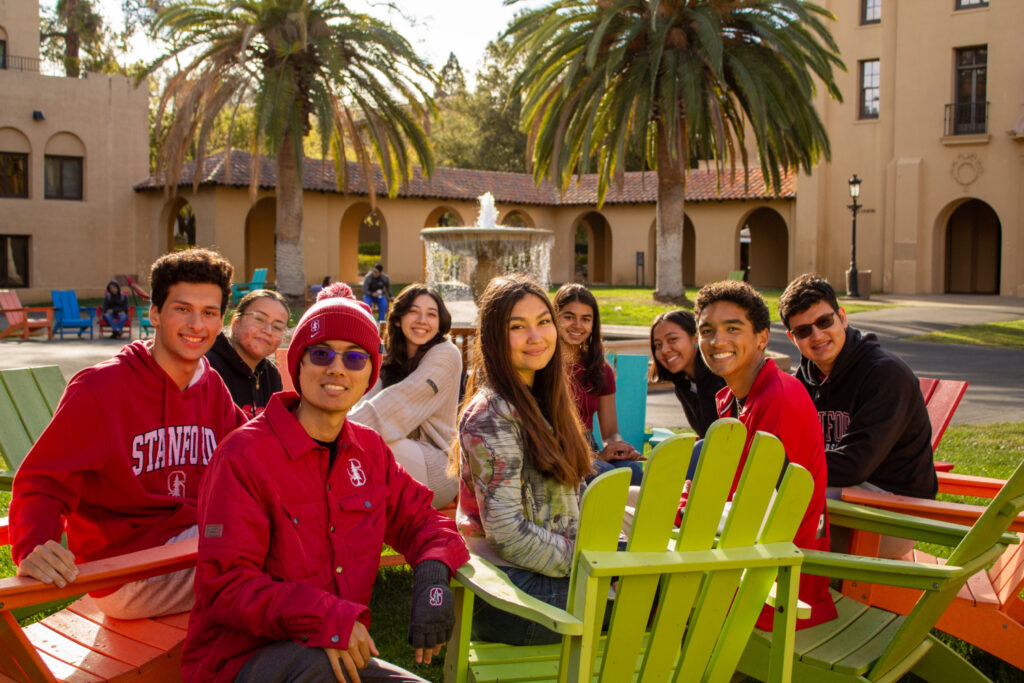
409 560 455 650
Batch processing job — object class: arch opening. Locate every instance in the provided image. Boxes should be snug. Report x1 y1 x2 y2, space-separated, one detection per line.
572 212 611 283
244 197 276 282
944 199 1001 294
740 207 788 288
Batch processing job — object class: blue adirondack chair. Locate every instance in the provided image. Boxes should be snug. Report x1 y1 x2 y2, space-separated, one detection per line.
592 352 650 452
51 290 95 340
231 267 269 304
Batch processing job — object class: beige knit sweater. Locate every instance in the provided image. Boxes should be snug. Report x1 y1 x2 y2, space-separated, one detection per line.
349 340 463 454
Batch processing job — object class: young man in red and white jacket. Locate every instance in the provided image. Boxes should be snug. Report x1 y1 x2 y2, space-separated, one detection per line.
10 248 246 619
183 283 469 683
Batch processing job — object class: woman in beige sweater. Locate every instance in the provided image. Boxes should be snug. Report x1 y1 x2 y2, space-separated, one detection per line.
349 284 462 507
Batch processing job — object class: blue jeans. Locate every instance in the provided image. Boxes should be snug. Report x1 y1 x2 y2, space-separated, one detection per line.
103 311 127 333
471 567 570 646
687 439 703 480
591 458 645 486
363 294 388 322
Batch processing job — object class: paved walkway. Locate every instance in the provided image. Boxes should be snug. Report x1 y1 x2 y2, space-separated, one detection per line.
2 294 1022 427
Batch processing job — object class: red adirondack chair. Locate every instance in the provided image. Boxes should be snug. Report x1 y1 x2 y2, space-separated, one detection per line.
0 290 54 341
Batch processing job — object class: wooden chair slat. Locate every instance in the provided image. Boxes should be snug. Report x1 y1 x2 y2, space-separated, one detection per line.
24 623 137 680
800 597 901 670
831 615 906 675
32 367 66 416
33 612 164 668
150 613 189 631
35 650 103 683
0 611 57 682
0 379 34 475
65 599 185 652
1 370 53 442
925 380 968 452
989 534 1024 602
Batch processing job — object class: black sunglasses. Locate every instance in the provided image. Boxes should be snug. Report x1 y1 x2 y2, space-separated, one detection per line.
789 311 839 340
306 346 371 370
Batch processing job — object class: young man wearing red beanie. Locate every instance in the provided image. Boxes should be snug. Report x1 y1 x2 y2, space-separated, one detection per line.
10 248 247 619
183 283 470 683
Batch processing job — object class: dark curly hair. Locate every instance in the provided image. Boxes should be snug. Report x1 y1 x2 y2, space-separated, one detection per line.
150 248 234 315
694 280 770 333
778 273 839 328
380 284 452 388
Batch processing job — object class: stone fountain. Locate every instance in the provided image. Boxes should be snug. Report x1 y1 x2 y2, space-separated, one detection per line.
421 193 555 303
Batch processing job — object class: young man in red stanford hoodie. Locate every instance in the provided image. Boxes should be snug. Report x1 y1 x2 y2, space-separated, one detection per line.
10 248 246 619
692 280 837 631
183 284 469 683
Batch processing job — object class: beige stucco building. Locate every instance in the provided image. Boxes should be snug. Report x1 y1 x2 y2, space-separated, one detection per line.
3 0 1022 301
0 0 150 302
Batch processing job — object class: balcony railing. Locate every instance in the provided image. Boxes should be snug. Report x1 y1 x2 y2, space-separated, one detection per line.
945 101 989 136
1 54 41 73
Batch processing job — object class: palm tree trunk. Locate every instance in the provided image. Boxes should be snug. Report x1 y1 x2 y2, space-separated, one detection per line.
275 131 305 309
654 130 691 305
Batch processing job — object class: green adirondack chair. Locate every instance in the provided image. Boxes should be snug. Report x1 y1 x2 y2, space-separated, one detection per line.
0 366 66 489
738 458 1024 682
445 419 815 683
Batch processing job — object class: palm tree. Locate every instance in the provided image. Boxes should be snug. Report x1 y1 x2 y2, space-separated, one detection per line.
145 0 435 305
505 0 843 303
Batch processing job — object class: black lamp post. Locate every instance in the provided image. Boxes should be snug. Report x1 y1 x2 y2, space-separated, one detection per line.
847 174 862 298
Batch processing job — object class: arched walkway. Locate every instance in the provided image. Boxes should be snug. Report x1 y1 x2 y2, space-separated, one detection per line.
647 215 696 287
504 210 535 228
573 212 612 283
159 197 196 252
944 199 1001 294
740 208 788 288
244 197 276 282
339 203 388 282
424 206 464 228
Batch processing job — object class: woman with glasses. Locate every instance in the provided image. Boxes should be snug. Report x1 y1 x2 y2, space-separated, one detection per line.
349 284 461 507
206 289 290 418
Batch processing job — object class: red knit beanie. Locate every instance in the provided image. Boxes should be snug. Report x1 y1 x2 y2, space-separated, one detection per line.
287 283 382 395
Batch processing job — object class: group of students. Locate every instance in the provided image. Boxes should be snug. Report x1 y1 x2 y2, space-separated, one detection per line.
8 245 936 681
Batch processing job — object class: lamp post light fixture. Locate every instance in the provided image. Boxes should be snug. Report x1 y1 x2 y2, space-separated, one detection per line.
847 174 862 298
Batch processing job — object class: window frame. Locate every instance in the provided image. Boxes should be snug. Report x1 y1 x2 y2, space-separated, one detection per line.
955 0 988 10
44 154 84 201
0 151 29 198
0 235 30 288
861 0 881 24
858 59 881 120
951 45 987 135
0 39 7 70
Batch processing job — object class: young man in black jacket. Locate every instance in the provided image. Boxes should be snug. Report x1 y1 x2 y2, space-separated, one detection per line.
779 274 936 556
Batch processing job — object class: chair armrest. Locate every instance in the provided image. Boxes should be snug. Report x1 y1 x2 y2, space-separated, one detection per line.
801 548 965 589
0 537 198 611
827 498 1018 547
839 488 1024 533
0 516 8 547
937 471 1006 499
23 307 54 318
453 554 583 636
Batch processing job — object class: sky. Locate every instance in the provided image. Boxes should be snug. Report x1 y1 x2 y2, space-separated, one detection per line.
83 0 550 84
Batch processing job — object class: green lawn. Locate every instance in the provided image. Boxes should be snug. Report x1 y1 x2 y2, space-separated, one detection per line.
2 423 1022 681
908 319 1024 351
566 285 891 327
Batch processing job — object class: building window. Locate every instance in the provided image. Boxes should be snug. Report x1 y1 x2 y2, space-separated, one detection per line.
0 152 28 198
861 0 881 24
44 155 83 200
0 39 7 69
0 235 29 287
955 0 988 9
858 60 880 119
950 46 987 135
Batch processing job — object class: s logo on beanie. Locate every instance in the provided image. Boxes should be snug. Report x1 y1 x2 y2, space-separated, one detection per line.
310 319 321 337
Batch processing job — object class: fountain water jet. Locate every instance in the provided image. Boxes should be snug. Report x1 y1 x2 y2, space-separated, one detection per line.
421 193 555 302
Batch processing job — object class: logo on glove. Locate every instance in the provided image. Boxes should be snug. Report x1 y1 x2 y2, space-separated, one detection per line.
429 586 444 607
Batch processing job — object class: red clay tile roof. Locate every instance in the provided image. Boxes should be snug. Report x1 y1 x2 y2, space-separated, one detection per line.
135 151 794 205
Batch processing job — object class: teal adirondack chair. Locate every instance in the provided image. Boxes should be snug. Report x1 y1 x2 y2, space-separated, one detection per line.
231 267 269 304
738 458 1024 682
0 366 66 489
592 352 650 452
51 290 95 340
445 420 814 683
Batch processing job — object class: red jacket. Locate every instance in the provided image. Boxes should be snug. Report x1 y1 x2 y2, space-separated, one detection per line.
182 393 469 683
10 342 245 575
715 359 837 630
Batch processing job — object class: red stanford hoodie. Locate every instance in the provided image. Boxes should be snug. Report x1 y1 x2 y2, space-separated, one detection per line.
10 340 246 591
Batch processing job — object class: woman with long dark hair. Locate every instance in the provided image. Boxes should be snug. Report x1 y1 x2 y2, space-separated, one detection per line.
453 275 593 646
650 309 726 438
553 284 644 485
349 284 461 507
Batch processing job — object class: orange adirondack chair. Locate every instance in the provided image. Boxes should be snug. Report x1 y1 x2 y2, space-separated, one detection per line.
842 471 1024 670
0 517 194 682
0 291 54 341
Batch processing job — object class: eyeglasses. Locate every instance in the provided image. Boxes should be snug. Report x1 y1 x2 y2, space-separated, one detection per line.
306 346 371 371
240 311 288 336
788 311 839 340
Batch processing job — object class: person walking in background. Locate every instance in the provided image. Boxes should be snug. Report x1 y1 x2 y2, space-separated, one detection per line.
102 279 130 338
454 275 593 646
363 263 391 323
205 289 289 419
553 283 644 485
350 284 461 508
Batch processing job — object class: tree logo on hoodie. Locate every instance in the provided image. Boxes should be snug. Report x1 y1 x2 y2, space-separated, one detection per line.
348 458 366 487
168 470 187 497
